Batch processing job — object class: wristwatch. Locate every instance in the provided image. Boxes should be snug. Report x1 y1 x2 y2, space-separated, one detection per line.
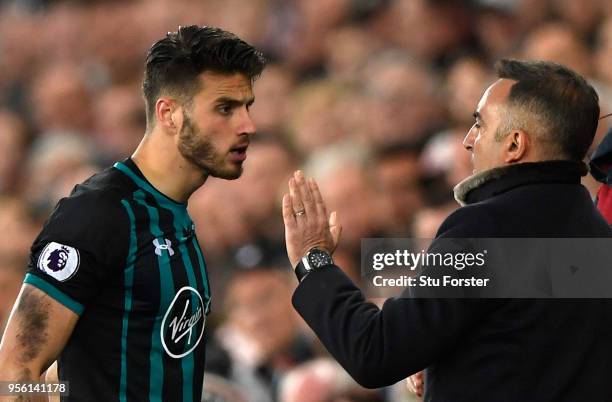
295 248 334 282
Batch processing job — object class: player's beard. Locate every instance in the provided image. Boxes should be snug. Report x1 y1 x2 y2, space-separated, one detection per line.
177 113 243 180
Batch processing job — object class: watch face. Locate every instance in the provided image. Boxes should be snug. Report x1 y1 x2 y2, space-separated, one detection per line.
307 249 333 269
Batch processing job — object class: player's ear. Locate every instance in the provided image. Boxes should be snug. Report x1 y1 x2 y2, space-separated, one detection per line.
504 129 528 163
155 98 181 135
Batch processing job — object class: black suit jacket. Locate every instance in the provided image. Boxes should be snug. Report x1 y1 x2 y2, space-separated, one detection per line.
293 161 612 402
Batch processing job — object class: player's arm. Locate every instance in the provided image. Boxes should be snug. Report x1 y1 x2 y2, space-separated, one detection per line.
0 187 128 400
0 284 78 383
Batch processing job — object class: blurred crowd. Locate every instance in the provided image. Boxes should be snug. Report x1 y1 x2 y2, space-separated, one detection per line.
1 0 612 400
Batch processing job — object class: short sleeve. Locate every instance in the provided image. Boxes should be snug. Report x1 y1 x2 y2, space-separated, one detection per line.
24 189 130 315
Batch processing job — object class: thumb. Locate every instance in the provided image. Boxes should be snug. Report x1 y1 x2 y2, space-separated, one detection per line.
329 211 342 251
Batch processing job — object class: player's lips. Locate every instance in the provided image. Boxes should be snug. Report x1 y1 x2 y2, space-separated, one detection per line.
229 143 249 162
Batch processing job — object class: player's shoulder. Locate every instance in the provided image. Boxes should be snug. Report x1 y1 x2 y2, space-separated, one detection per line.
30 165 137 287
53 165 135 224
73 164 134 199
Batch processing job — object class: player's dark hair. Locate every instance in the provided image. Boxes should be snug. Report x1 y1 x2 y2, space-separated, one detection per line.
495 59 599 161
142 25 266 130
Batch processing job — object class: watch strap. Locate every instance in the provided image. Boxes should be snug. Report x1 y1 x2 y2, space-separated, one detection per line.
295 260 310 282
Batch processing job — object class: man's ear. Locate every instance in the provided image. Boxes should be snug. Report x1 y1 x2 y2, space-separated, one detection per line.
155 98 182 134
505 129 529 163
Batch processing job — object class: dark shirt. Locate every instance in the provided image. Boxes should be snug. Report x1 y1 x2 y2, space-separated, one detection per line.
26 159 211 402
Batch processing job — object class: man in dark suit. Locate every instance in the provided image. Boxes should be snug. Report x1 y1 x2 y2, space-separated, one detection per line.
281 60 612 401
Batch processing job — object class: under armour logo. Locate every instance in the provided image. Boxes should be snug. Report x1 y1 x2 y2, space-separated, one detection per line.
153 238 175 256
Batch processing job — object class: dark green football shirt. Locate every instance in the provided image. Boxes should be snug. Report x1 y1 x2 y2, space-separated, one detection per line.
25 158 211 402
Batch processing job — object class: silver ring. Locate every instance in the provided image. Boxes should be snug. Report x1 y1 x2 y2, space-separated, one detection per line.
295 210 306 217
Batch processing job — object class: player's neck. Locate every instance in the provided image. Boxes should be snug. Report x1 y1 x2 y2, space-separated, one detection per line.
130 135 207 203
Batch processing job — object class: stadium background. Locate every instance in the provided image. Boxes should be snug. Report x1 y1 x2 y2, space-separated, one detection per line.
1 0 611 400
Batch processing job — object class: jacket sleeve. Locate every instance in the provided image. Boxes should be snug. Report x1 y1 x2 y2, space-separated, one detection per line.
292 265 484 388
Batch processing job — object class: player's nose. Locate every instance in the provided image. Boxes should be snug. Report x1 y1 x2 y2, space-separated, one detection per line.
463 127 475 151
237 108 256 137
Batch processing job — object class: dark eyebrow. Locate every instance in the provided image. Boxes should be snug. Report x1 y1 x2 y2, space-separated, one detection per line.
214 96 255 107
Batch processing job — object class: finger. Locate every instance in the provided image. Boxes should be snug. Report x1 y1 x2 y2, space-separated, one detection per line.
414 382 423 398
282 194 296 228
289 177 305 216
406 376 419 394
295 171 316 217
414 371 423 386
406 378 416 393
329 211 342 251
415 372 424 397
308 177 328 219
